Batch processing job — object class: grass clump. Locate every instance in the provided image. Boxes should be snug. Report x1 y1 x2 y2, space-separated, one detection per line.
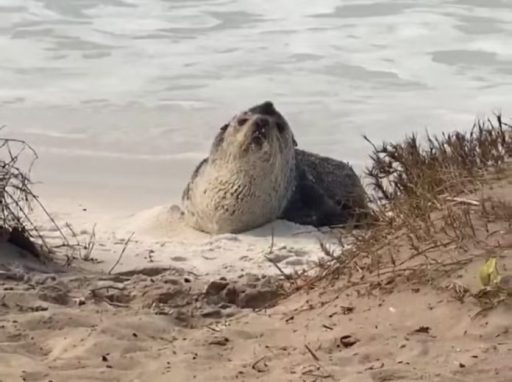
365 114 511 210
292 113 512 298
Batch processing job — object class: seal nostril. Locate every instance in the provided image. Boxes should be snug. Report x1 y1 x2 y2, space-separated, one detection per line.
255 117 269 130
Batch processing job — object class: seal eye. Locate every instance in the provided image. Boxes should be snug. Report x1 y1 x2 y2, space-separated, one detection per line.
237 117 249 127
220 124 228 132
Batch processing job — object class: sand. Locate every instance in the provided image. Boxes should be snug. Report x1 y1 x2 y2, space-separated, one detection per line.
1 178 512 382
27 191 347 279
1 245 511 382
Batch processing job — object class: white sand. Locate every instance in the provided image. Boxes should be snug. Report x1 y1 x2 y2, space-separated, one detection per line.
32 194 340 278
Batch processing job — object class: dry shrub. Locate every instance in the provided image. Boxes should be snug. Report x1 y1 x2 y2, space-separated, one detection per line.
359 117 511 238
293 113 512 294
0 132 71 263
362 114 512 248
365 114 512 204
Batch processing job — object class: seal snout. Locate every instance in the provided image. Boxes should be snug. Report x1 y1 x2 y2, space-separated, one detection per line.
254 115 270 131
250 116 269 147
232 101 291 152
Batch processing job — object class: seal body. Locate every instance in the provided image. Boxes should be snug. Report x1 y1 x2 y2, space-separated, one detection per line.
182 101 369 234
182 101 297 234
281 149 369 227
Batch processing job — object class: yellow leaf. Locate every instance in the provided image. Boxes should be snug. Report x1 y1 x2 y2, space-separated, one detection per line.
479 257 500 287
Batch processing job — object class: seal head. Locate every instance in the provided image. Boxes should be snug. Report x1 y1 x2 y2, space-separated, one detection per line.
182 101 297 234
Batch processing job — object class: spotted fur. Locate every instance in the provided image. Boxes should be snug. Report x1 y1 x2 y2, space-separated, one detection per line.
182 101 369 234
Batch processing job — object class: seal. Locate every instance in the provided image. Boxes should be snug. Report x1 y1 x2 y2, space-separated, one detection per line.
182 101 369 234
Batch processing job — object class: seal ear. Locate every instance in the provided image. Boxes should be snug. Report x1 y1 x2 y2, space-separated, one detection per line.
292 135 298 147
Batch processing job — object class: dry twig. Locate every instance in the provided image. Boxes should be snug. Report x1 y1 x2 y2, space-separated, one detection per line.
108 232 135 274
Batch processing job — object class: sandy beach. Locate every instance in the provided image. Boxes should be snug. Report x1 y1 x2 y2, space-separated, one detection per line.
2 132 512 381
2 1 512 380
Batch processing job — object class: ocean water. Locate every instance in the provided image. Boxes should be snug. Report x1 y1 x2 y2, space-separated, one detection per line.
1 0 511 211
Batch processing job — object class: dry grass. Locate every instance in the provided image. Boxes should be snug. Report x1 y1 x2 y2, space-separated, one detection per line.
365 114 511 204
0 131 75 264
288 113 512 301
